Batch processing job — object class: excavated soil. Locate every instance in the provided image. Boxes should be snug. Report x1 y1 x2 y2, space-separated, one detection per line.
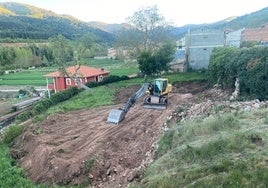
10 81 213 187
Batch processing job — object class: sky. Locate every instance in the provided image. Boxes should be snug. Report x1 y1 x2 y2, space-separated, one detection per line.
1 0 268 26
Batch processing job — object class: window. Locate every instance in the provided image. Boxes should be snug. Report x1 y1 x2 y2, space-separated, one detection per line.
66 78 71 85
75 78 83 85
98 75 104 82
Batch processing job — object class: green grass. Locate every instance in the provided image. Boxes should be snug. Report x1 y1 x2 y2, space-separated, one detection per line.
83 58 139 76
138 108 268 188
0 58 205 87
46 85 116 114
0 141 83 187
0 68 56 86
165 71 207 83
0 143 47 188
0 59 139 86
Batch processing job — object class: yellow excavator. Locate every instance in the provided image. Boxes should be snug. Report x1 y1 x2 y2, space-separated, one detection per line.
107 78 172 124
144 78 172 109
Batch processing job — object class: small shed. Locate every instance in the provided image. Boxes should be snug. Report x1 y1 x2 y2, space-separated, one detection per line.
44 65 109 93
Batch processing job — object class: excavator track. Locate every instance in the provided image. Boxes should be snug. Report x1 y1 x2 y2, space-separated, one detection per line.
143 96 167 109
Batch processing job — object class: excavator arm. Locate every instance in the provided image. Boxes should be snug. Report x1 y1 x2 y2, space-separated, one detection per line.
107 83 149 124
107 78 172 124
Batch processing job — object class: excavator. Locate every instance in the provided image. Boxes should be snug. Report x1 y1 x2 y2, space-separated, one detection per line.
107 78 172 124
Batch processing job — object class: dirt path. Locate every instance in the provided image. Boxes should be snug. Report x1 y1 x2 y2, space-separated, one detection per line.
10 82 207 187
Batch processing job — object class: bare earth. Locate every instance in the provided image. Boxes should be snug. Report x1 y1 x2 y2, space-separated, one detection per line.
10 82 209 187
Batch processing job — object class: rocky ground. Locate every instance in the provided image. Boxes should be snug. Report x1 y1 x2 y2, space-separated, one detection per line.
9 82 268 187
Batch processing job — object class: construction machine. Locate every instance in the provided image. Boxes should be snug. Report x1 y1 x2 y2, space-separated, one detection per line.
144 78 172 109
107 78 172 124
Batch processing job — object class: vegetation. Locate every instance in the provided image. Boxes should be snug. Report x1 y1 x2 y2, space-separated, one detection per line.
138 44 175 76
0 143 46 188
2 125 25 145
138 108 268 188
16 86 80 122
0 68 54 86
124 5 173 52
207 46 268 100
0 2 114 41
220 7 268 30
116 5 176 76
0 59 138 86
0 2 268 188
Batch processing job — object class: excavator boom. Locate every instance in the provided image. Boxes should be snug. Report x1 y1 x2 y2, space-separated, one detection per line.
107 83 149 124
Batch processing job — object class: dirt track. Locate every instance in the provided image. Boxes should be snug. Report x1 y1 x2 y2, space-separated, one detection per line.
10 82 207 187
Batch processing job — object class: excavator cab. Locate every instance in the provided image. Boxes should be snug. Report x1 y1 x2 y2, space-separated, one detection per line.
152 78 170 95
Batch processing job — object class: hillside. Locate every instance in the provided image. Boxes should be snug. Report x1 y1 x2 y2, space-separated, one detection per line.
88 21 130 33
7 80 268 187
89 6 268 39
170 7 268 39
139 100 268 187
0 2 114 42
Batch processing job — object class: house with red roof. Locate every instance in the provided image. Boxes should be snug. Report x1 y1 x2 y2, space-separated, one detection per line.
241 24 268 44
44 65 109 93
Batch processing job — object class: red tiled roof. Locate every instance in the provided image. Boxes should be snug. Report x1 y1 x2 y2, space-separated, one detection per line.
44 65 109 78
241 24 268 42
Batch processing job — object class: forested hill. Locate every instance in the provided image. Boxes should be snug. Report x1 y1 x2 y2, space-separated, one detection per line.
171 6 268 38
0 2 114 42
219 7 268 29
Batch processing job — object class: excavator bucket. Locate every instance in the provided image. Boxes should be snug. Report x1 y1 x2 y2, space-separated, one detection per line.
107 109 125 124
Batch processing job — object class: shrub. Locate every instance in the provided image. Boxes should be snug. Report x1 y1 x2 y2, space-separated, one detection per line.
207 46 268 100
16 86 80 122
2 125 24 144
18 89 27 95
85 158 97 172
85 75 130 88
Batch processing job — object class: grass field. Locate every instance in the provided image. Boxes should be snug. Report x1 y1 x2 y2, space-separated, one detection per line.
0 67 56 86
0 59 139 86
137 108 268 188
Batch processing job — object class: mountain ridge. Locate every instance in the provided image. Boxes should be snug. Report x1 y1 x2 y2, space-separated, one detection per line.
0 2 267 41
0 2 114 42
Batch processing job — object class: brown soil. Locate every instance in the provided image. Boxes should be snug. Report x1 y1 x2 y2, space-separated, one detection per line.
10 81 216 187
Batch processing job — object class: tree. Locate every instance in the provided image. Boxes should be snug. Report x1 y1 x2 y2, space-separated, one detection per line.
14 47 32 69
138 44 175 76
117 5 175 76
49 35 92 92
137 51 156 76
116 5 174 56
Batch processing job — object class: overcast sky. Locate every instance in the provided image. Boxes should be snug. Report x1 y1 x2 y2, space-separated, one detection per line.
1 0 268 26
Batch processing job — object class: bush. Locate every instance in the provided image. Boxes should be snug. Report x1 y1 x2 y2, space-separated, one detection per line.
207 46 268 100
16 86 80 122
85 75 130 88
2 125 24 144
18 89 27 95
16 111 33 122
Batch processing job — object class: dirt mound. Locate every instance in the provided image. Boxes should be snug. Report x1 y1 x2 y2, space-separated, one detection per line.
10 82 210 187
172 81 208 94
